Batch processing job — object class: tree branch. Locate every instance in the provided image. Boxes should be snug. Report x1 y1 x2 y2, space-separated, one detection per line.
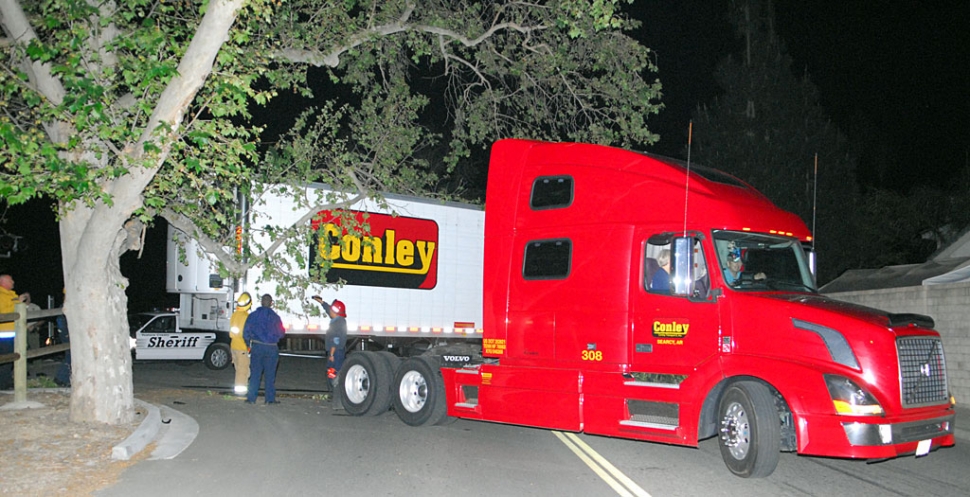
108 0 247 214
275 3 548 68
0 0 67 106
160 183 369 279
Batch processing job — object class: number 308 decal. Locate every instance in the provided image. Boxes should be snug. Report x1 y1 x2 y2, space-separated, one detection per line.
581 350 603 361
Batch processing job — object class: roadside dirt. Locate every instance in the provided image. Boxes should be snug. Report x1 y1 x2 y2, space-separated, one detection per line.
0 390 145 496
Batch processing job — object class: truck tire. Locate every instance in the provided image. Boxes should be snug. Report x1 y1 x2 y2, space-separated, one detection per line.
717 381 781 478
392 356 449 427
375 350 401 372
203 343 231 370
372 351 400 415
340 352 393 416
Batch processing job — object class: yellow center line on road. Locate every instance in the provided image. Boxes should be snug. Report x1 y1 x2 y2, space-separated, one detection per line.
553 431 652 497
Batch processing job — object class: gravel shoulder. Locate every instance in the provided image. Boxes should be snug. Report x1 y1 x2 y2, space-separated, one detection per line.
0 390 146 496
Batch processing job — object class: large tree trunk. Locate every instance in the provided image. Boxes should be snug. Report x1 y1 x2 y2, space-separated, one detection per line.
61 203 135 424
51 0 245 424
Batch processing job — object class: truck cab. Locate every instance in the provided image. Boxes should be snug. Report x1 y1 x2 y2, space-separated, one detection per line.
440 139 955 477
129 312 231 370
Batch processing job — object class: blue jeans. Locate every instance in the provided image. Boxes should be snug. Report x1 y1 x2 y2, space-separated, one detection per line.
326 350 345 391
0 338 12 389
246 343 279 403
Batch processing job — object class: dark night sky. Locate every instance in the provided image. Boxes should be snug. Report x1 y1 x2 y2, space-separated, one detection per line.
635 0 970 192
2 0 968 309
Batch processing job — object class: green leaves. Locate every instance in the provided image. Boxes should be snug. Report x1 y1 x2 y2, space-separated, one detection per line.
2 0 661 289
558 0 634 37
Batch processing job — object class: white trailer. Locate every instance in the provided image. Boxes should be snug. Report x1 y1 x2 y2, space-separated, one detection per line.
165 186 485 361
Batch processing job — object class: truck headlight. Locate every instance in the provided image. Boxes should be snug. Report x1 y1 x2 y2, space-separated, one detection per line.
824 374 884 416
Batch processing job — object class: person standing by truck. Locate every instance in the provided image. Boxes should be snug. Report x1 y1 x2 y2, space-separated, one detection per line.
229 292 252 396
312 295 347 409
243 294 285 404
54 289 71 387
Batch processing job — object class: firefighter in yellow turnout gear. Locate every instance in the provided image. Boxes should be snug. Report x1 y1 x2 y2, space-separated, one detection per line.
229 292 252 395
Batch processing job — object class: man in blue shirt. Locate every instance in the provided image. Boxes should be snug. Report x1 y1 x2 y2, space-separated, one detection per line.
723 247 744 285
244 294 286 404
723 246 765 286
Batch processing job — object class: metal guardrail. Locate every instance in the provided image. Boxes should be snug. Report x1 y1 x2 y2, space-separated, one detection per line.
1 303 67 404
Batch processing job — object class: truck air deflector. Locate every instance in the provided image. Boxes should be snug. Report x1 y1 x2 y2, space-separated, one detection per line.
792 319 859 369
887 313 935 329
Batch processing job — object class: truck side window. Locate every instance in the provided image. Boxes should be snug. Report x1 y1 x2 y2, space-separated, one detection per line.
523 239 571 279
645 237 672 293
530 176 573 210
691 239 711 299
645 234 710 299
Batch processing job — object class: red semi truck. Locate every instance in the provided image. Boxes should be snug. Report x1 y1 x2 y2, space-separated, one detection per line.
335 139 955 478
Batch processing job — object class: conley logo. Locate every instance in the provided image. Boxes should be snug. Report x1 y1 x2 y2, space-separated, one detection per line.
311 210 438 289
652 319 689 338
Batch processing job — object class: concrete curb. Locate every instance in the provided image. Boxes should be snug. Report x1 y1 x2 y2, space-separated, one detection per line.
112 399 198 461
112 400 160 460
150 403 199 460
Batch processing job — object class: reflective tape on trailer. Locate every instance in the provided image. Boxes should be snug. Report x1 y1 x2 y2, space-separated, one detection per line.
280 321 483 337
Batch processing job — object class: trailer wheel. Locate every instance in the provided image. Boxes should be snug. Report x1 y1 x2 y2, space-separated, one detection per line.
392 356 448 427
203 343 231 370
717 381 781 478
375 350 401 372
340 352 392 416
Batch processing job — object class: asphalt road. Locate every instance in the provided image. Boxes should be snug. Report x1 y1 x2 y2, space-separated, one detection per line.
96 357 970 497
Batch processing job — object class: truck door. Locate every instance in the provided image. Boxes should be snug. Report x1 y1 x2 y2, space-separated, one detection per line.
631 233 720 375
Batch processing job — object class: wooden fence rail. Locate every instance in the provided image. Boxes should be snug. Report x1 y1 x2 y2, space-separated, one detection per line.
1 303 67 404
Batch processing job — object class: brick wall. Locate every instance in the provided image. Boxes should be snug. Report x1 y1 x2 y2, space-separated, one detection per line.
826 282 970 407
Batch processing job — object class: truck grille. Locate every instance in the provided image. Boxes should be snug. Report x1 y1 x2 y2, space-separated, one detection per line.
897 337 948 408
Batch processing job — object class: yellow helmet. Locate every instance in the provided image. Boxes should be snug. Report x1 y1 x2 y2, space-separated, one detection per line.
236 292 252 311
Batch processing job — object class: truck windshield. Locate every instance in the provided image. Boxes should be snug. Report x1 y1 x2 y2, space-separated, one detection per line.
713 230 816 293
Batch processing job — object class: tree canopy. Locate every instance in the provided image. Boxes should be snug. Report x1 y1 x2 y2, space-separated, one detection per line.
0 0 662 423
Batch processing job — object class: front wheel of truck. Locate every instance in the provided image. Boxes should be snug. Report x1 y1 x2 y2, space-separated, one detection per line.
717 381 780 478
392 356 448 427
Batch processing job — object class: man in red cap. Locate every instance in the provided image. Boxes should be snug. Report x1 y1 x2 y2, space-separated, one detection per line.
312 295 347 409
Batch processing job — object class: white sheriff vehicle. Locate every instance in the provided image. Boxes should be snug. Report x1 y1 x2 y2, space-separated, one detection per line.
128 312 231 370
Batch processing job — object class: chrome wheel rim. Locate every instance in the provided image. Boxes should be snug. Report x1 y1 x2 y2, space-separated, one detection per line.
344 364 370 404
398 370 428 413
720 401 751 460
